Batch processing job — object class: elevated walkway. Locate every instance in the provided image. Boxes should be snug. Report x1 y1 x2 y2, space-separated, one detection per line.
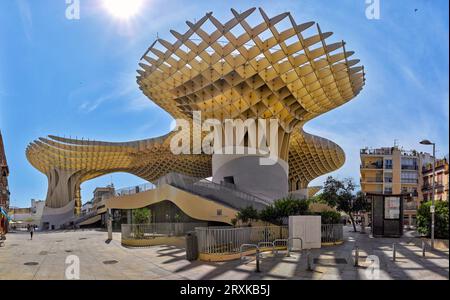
105 183 238 224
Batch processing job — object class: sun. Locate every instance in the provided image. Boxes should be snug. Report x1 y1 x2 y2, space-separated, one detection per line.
102 0 144 20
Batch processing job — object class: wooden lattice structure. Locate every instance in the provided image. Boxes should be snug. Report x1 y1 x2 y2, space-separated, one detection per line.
26 7 365 211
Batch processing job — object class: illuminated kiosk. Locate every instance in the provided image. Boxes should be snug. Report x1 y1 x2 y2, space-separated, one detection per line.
26 8 365 229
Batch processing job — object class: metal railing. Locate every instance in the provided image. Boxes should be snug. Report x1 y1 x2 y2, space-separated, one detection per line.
404 202 418 210
321 224 344 243
401 165 418 170
360 148 393 155
196 226 288 255
362 177 383 183
72 210 98 225
360 164 383 169
158 173 272 211
114 183 156 197
121 223 206 241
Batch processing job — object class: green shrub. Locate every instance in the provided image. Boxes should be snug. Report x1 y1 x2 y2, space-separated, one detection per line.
259 196 310 225
236 206 259 225
417 201 449 239
132 208 151 224
318 211 341 224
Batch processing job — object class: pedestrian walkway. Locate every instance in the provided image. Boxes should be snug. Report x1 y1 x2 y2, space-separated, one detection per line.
0 227 448 280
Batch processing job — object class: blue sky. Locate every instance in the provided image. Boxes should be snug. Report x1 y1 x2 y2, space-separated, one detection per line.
1 0 448 208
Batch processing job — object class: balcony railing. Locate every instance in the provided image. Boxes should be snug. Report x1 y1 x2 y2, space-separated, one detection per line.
401 165 418 170
422 183 445 191
362 177 383 183
401 179 418 184
360 163 383 169
404 202 418 210
360 148 392 155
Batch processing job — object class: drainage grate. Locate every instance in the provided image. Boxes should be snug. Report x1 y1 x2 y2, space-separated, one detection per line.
78 238 87 240
39 251 48 255
55 240 63 243
313 258 348 265
24 262 39 266
102 260 118 265
10 244 19 246
65 250 73 253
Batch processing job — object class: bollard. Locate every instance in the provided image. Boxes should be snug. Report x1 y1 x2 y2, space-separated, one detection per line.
255 248 261 273
306 250 313 271
422 241 426 257
392 243 396 262
354 245 359 267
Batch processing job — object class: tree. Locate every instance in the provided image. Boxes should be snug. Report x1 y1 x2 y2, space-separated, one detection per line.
259 195 310 226
236 206 259 226
319 211 342 224
417 201 449 239
319 176 370 232
132 208 151 224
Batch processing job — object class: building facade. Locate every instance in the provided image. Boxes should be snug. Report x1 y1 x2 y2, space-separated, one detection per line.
422 158 449 202
0 131 9 212
360 146 433 227
9 199 45 228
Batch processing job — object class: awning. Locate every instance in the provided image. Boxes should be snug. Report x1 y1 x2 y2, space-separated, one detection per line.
0 207 11 221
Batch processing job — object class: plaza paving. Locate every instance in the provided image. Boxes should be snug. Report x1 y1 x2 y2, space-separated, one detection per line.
0 227 448 280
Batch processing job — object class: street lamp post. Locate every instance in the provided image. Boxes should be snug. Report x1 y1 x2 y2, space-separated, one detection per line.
420 139 435 249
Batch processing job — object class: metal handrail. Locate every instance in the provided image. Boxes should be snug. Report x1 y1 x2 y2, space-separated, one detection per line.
287 237 303 257
240 243 259 260
257 241 275 254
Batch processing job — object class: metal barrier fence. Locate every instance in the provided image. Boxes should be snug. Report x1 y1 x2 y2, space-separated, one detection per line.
121 223 206 241
196 226 288 255
321 224 344 243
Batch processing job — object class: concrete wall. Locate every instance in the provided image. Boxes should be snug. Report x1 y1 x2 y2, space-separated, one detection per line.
40 200 75 229
212 153 289 201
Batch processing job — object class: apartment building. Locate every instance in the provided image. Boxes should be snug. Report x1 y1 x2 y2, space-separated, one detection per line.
422 158 449 202
360 146 433 227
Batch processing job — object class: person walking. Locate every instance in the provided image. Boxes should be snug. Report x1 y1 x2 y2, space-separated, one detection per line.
29 224 34 240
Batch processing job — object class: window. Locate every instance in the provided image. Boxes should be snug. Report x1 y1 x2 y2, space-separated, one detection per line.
401 158 418 170
223 176 235 184
385 196 400 219
401 172 418 184
385 159 393 169
216 209 222 216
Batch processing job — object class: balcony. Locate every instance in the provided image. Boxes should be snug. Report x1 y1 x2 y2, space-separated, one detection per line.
362 177 383 183
401 165 418 170
360 148 392 155
422 183 445 191
360 162 383 169
404 202 418 211
401 179 418 184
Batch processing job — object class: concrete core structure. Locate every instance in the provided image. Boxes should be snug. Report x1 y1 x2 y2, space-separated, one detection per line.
212 152 289 201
